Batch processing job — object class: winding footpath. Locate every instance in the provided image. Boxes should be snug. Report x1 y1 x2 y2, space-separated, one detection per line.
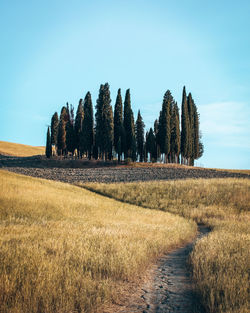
116 226 210 313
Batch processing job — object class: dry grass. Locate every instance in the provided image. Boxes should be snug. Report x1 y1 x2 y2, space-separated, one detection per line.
82 178 250 313
0 170 195 313
0 140 44 156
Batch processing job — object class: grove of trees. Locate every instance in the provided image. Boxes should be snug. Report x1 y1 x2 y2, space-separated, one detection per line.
46 83 204 166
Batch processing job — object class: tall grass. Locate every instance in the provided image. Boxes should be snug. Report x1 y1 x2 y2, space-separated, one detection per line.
82 179 250 313
0 170 195 313
0 140 44 156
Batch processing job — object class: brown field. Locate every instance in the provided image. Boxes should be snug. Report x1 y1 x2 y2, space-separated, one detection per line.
0 141 44 157
1 141 249 312
83 179 250 313
0 169 195 313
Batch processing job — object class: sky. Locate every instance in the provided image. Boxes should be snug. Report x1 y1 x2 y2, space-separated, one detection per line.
0 0 249 169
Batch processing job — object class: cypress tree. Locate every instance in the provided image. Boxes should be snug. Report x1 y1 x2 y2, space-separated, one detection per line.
103 84 114 160
193 105 204 162
131 135 137 162
60 106 68 122
193 102 200 161
51 112 59 149
135 110 145 162
154 119 159 139
181 86 189 165
120 124 126 161
157 110 163 160
95 84 104 159
66 103 70 120
45 126 52 158
81 92 94 159
158 90 172 162
57 106 67 156
95 83 113 160
146 128 156 162
187 93 194 165
144 131 148 162
123 89 135 158
154 119 160 161
92 131 99 160
114 88 123 162
66 104 76 156
170 102 180 163
75 99 84 157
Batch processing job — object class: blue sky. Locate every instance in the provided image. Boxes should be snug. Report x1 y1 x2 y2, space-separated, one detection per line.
0 0 249 169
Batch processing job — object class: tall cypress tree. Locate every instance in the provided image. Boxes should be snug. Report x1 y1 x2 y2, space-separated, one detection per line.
170 101 181 163
114 88 123 162
120 123 126 161
123 89 135 158
131 135 137 162
187 93 194 165
144 130 148 162
146 128 156 162
81 92 94 159
95 83 113 160
75 99 84 157
193 102 204 162
95 84 104 159
181 86 189 165
92 131 99 160
45 126 52 158
158 90 172 162
66 104 76 156
51 112 59 150
57 106 67 156
154 119 160 161
103 84 114 160
135 110 145 162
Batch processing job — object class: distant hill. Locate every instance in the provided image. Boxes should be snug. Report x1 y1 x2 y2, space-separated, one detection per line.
0 141 44 157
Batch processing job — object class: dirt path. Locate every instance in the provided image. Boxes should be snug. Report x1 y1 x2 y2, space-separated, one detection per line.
114 226 210 313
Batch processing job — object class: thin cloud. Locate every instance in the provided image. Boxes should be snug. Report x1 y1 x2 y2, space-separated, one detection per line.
199 101 250 148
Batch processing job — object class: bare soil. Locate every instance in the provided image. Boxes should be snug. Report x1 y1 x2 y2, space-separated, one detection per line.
0 155 249 183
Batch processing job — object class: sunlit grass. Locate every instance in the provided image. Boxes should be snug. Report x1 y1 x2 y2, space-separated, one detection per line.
0 170 195 313
0 140 44 156
82 178 250 313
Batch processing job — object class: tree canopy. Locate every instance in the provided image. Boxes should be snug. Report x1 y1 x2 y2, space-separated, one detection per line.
46 84 203 166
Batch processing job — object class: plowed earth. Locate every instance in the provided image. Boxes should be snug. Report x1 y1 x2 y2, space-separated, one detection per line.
1 155 249 183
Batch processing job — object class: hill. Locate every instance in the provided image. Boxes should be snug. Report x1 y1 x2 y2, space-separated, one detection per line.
0 140 44 157
0 169 195 313
84 179 250 313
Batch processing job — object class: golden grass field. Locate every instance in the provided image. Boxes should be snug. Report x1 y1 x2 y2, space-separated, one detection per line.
0 169 196 313
0 141 44 156
83 179 250 313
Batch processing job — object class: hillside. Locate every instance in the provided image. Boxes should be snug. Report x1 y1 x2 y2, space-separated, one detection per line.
84 179 250 313
0 140 44 157
0 169 195 313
